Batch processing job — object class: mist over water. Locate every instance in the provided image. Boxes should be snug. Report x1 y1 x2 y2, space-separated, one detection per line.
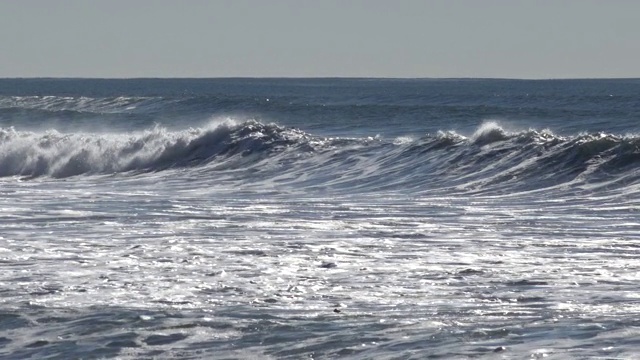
1 78 640 359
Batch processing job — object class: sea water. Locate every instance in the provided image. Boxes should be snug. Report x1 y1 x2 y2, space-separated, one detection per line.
1 78 640 358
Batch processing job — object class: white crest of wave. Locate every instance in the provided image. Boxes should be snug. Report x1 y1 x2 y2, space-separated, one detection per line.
393 136 415 145
470 121 509 145
0 118 245 178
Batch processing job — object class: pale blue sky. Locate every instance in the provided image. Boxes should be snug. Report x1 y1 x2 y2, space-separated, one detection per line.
1 0 637 78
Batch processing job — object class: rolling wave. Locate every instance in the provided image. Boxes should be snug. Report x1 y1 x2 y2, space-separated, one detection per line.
0 94 271 116
1 120 639 194
0 120 313 178
0 95 164 114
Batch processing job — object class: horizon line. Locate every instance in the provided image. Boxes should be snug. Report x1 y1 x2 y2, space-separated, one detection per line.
1 76 639 81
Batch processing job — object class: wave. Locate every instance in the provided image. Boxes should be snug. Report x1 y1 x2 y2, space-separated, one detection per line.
0 120 312 178
0 94 269 116
0 95 166 114
1 120 640 194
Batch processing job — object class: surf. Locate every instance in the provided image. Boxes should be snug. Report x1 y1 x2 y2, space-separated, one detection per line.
1 120 640 196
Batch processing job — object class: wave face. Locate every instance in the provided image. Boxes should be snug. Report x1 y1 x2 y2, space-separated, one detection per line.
3 119 640 195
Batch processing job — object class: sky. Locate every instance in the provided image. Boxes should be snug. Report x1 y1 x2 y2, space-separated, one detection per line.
0 0 638 79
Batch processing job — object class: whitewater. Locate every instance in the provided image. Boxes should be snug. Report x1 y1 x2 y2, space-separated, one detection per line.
1 78 640 359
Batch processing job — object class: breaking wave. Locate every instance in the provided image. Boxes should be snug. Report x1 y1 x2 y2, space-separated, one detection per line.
0 120 318 178
1 120 640 194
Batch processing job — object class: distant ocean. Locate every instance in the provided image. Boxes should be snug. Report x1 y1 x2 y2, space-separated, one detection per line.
1 78 640 359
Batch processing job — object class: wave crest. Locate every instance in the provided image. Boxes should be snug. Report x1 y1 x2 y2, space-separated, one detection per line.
471 121 510 145
0 120 309 178
3 120 640 195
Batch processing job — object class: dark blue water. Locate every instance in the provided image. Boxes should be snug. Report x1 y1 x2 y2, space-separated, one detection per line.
2 78 639 136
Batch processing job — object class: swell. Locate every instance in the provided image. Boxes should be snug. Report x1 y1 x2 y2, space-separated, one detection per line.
0 95 281 116
1 120 640 194
0 95 164 114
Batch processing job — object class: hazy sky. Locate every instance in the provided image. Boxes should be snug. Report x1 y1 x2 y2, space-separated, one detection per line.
1 0 638 78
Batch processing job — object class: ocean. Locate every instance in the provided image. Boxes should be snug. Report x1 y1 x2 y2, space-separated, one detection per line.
1 78 639 359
